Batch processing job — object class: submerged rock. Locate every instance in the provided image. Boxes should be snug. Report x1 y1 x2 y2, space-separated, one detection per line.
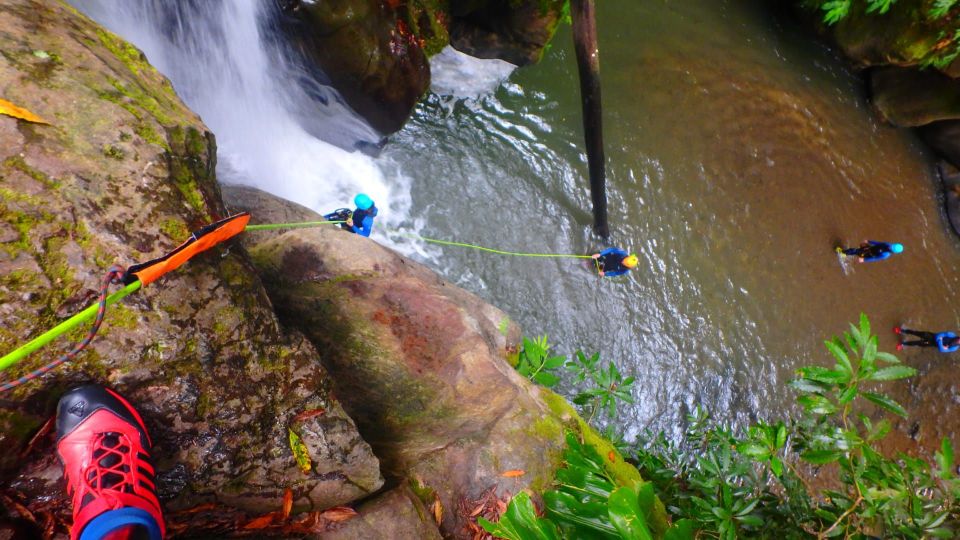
0 0 381 533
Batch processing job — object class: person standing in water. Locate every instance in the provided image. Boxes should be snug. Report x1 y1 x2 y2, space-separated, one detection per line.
894 326 960 352
837 240 903 263
591 247 638 277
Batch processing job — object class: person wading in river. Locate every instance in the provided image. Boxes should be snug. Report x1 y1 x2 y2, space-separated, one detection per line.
592 247 638 277
837 240 903 263
894 326 960 353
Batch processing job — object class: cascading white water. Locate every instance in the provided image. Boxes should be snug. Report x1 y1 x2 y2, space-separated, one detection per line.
70 0 410 231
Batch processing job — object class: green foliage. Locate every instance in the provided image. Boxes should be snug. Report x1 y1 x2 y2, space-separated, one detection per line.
930 0 959 18
632 314 960 538
478 492 560 540
497 317 958 538
517 336 566 387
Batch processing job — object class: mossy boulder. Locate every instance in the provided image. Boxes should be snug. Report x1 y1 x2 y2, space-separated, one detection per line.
275 0 565 134
0 0 381 533
226 185 668 538
318 486 443 539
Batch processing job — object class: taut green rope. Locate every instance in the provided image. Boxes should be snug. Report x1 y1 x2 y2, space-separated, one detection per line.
0 281 141 373
1 217 595 377
402 233 594 259
245 220 344 231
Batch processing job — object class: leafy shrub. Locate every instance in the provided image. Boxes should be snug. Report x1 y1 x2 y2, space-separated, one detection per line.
490 315 959 538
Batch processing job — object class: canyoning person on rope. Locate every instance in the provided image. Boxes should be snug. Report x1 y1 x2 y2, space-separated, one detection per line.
894 326 960 353
346 193 377 237
836 240 903 263
591 247 638 277
55 384 166 540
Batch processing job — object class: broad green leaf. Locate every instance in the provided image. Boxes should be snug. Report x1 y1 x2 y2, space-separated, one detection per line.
859 313 871 345
544 490 619 536
798 394 837 415
544 355 566 370
826 338 852 374
838 383 858 405
534 371 560 387
789 378 830 393
479 492 560 540
607 486 654 540
798 366 848 384
863 392 908 418
869 365 917 381
936 438 955 479
875 351 900 364
770 456 784 476
801 449 843 464
663 519 696 540
776 424 787 448
736 442 770 459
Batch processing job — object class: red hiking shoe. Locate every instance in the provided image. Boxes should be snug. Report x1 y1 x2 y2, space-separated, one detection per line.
893 326 902 335
56 385 165 540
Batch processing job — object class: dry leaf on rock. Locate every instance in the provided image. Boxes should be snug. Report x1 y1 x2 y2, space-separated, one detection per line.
0 98 49 124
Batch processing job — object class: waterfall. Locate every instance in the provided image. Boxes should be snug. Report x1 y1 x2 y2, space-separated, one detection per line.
70 0 408 224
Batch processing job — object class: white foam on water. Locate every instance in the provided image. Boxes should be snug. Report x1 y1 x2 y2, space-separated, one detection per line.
429 46 517 100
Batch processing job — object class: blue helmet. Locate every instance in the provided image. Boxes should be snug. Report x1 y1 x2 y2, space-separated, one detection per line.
354 193 373 210
891 243 904 254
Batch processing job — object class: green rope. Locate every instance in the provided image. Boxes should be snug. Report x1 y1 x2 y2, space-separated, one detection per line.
245 220 344 231
1 217 595 376
397 232 593 259
0 281 141 373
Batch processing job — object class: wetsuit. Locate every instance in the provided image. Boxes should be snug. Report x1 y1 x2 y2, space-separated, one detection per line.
900 328 960 353
843 241 895 262
596 248 630 277
350 205 378 237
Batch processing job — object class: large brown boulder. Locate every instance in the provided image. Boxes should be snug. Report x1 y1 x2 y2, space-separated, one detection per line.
225 185 667 539
0 0 381 535
869 66 960 127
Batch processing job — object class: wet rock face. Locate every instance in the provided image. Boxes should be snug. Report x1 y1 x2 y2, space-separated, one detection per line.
0 0 381 530
450 0 565 66
229 186 579 539
274 0 431 135
273 0 563 134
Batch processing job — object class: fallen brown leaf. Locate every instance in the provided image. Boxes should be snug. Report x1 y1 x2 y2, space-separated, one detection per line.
0 98 48 124
469 503 486 517
282 488 293 519
500 469 525 478
172 502 218 515
431 495 444 525
292 408 325 423
320 506 358 523
242 511 281 529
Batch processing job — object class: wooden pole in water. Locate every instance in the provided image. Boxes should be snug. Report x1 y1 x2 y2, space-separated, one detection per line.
571 0 608 238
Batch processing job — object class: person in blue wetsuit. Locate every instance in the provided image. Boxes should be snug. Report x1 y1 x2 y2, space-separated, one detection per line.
591 248 638 277
347 193 378 237
894 326 960 352
839 240 903 263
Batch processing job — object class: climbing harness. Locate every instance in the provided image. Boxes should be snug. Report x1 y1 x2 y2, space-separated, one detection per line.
0 214 603 391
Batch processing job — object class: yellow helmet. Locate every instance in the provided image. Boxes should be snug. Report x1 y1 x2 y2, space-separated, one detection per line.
623 254 639 268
